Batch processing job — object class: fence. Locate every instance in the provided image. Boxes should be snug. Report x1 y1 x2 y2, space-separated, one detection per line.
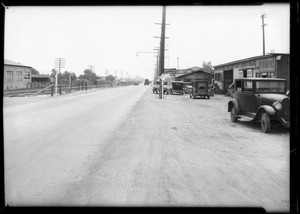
3 81 135 97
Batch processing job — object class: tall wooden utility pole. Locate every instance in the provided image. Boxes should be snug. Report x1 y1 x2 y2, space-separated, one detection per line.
159 6 166 99
55 58 65 94
261 14 267 55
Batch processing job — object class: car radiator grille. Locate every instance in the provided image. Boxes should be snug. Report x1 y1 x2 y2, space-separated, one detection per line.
279 98 290 121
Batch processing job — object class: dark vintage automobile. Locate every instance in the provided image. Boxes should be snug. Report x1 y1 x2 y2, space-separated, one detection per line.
183 82 192 94
189 80 210 99
152 80 159 94
228 77 290 133
170 81 184 95
152 80 170 95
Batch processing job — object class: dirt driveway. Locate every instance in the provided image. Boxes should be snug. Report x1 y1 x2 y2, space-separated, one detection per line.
59 87 289 212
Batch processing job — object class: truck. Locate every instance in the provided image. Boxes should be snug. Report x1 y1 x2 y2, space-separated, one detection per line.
144 79 149 85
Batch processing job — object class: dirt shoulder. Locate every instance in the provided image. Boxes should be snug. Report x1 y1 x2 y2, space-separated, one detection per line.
62 87 289 212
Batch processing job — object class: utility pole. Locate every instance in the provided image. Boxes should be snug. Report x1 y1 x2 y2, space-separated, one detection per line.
55 58 65 94
69 72 72 93
159 6 166 99
261 14 267 55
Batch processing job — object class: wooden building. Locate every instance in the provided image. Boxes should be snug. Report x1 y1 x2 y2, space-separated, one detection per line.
175 70 214 84
4 59 32 90
4 59 51 90
213 53 290 93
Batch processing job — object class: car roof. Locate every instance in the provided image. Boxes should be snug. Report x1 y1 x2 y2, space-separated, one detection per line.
235 77 287 81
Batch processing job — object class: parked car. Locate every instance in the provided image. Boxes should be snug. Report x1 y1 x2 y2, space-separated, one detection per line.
163 82 171 95
183 82 192 94
152 80 160 94
170 81 184 95
152 80 170 94
189 80 210 99
133 83 139 86
228 77 290 133
226 82 234 97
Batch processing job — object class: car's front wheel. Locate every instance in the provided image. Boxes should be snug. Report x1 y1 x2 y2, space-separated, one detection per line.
261 113 271 133
230 107 238 122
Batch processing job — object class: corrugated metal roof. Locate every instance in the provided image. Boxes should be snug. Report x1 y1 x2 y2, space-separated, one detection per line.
4 59 32 68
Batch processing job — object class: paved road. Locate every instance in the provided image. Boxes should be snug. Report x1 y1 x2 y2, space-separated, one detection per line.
4 85 148 206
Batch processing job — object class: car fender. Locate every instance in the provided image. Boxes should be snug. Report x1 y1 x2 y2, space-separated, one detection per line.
228 100 240 114
254 105 276 121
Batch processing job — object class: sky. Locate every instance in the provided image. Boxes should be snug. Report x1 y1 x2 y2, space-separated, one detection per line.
4 4 290 79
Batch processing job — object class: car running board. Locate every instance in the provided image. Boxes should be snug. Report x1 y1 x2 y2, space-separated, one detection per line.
237 115 255 121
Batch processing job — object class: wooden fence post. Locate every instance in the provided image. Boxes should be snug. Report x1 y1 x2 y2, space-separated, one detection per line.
51 85 54 96
85 82 87 90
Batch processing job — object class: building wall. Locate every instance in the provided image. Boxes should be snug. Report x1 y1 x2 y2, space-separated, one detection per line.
214 54 289 91
275 55 290 89
4 65 31 90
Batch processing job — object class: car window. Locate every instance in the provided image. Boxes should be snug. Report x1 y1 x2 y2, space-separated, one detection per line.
235 80 242 91
243 81 253 91
256 81 286 93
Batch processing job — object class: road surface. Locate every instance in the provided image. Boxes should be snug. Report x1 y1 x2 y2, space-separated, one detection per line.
4 85 148 206
3 86 289 212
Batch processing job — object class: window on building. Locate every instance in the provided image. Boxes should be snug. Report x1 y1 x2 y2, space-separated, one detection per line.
7 71 13 82
16 71 22 82
256 72 275 78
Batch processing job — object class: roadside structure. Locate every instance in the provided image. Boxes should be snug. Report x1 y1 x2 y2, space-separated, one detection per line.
4 59 32 90
164 66 203 80
213 53 290 93
175 69 214 84
4 59 51 90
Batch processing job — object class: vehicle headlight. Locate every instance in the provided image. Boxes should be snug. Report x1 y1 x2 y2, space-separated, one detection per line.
273 102 282 110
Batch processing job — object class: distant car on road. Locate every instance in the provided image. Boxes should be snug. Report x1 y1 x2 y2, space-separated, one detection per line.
228 77 290 133
144 79 149 85
134 83 139 86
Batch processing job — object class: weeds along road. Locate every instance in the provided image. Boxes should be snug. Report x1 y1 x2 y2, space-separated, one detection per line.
4 86 289 212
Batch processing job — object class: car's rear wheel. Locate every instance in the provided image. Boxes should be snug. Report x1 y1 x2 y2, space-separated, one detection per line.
261 113 271 133
230 107 238 122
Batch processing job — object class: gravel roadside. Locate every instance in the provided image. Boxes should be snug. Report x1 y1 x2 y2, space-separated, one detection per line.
61 87 289 212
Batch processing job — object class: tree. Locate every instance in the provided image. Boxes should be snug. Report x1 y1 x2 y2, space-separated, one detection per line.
31 67 40 74
202 61 214 74
56 71 77 85
105 74 116 82
78 69 98 84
